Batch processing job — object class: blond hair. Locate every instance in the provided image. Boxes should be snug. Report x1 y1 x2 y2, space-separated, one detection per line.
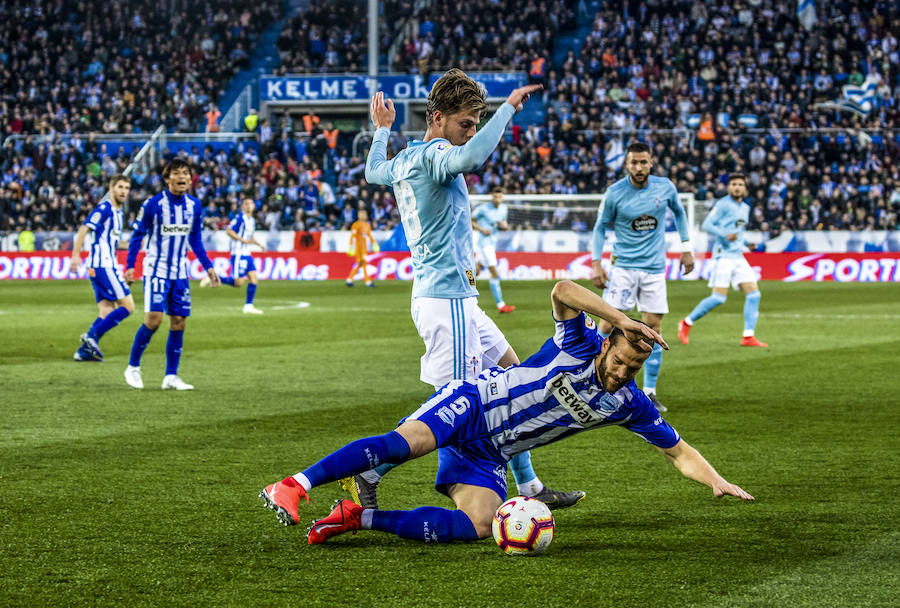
425 68 487 126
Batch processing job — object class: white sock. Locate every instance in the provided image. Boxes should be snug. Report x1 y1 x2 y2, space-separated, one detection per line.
291 473 312 492
497 301 506 308
360 469 382 484
360 509 374 529
743 329 755 337
683 317 694 326
516 479 544 496
643 387 656 397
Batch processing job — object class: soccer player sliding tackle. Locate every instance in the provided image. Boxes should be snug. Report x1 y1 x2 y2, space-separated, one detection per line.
260 281 754 546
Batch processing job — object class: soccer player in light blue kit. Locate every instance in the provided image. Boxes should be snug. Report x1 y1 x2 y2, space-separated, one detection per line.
346 69 582 510
591 142 694 413
123 159 220 390
259 280 754 544
200 197 265 314
472 187 515 313
678 174 768 347
69 174 135 361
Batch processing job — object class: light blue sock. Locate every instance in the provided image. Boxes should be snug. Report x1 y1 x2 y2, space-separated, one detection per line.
509 451 537 486
489 278 503 306
246 283 257 304
687 293 727 324
643 343 663 393
744 290 761 333
220 277 236 287
93 307 131 339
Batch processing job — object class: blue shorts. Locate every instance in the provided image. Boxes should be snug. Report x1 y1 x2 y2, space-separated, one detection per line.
143 276 191 317
406 381 509 501
232 255 257 279
89 267 131 302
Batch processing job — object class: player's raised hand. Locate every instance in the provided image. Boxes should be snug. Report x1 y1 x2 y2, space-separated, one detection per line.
680 251 695 275
620 318 669 351
370 92 396 130
591 259 608 289
505 84 543 114
206 268 221 287
713 481 755 501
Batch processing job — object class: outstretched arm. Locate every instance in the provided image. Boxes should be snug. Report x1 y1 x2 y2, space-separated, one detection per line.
656 439 754 500
550 280 667 351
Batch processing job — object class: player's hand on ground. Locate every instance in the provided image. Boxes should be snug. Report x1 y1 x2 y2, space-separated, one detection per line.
207 268 221 287
680 251 695 275
713 481 755 501
591 260 608 289
505 84 542 114
620 318 669 351
370 92 396 130
68 255 80 274
124 268 134 284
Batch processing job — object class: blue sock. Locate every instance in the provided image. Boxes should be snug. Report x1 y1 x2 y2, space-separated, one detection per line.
246 283 257 305
509 451 537 486
374 462 398 477
165 330 184 376
371 507 478 543
489 278 503 306
301 431 410 488
643 343 663 393
687 293 727 324
221 277 235 286
87 317 104 340
93 307 131 340
598 329 610 340
129 324 156 367
744 290 761 333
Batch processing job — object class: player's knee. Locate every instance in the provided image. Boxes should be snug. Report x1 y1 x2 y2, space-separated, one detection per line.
169 317 186 331
144 314 162 330
711 292 728 304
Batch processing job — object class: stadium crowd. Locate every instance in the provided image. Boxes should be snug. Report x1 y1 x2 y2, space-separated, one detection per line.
1 0 898 238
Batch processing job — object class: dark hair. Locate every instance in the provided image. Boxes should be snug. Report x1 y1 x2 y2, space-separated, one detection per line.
492 186 504 194
607 321 653 349
108 174 130 188
162 159 192 180
728 173 747 184
626 142 652 157
425 68 487 127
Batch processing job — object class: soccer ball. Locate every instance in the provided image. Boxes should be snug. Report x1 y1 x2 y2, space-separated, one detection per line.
491 496 555 556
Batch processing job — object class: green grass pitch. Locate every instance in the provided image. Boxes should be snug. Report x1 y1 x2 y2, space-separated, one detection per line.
1 279 898 607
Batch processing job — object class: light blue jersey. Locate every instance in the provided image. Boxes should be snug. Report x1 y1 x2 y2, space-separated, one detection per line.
472 202 508 249
365 103 516 298
703 195 750 259
83 200 124 268
591 175 690 273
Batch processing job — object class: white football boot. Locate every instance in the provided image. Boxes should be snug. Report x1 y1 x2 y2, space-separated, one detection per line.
243 304 263 315
162 375 194 390
124 366 144 389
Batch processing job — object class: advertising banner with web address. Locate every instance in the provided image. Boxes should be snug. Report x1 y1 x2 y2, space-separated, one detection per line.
1 251 899 283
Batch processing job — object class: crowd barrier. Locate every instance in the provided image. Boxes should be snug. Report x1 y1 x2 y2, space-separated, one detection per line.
2 251 899 282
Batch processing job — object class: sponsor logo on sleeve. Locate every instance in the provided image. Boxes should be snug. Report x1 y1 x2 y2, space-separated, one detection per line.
434 142 451 154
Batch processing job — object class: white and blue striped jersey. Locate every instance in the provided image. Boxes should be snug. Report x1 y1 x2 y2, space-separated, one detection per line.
474 312 680 459
127 190 213 279
472 202 508 249
592 175 690 273
82 200 123 268
702 195 750 259
365 103 516 299
229 212 256 257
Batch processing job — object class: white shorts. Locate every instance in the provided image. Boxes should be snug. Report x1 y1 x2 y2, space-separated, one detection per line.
707 256 756 290
475 243 498 269
411 296 510 389
602 267 669 314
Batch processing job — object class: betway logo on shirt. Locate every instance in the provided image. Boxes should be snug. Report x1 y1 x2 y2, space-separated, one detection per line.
161 224 191 235
549 374 603 427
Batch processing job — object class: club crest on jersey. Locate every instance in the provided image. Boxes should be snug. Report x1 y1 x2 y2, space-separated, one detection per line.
653 197 661 209
549 374 603 427
434 142 451 153
584 316 596 330
465 269 475 285
631 214 658 233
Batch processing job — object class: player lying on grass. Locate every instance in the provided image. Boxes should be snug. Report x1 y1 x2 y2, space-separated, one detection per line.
260 280 754 545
